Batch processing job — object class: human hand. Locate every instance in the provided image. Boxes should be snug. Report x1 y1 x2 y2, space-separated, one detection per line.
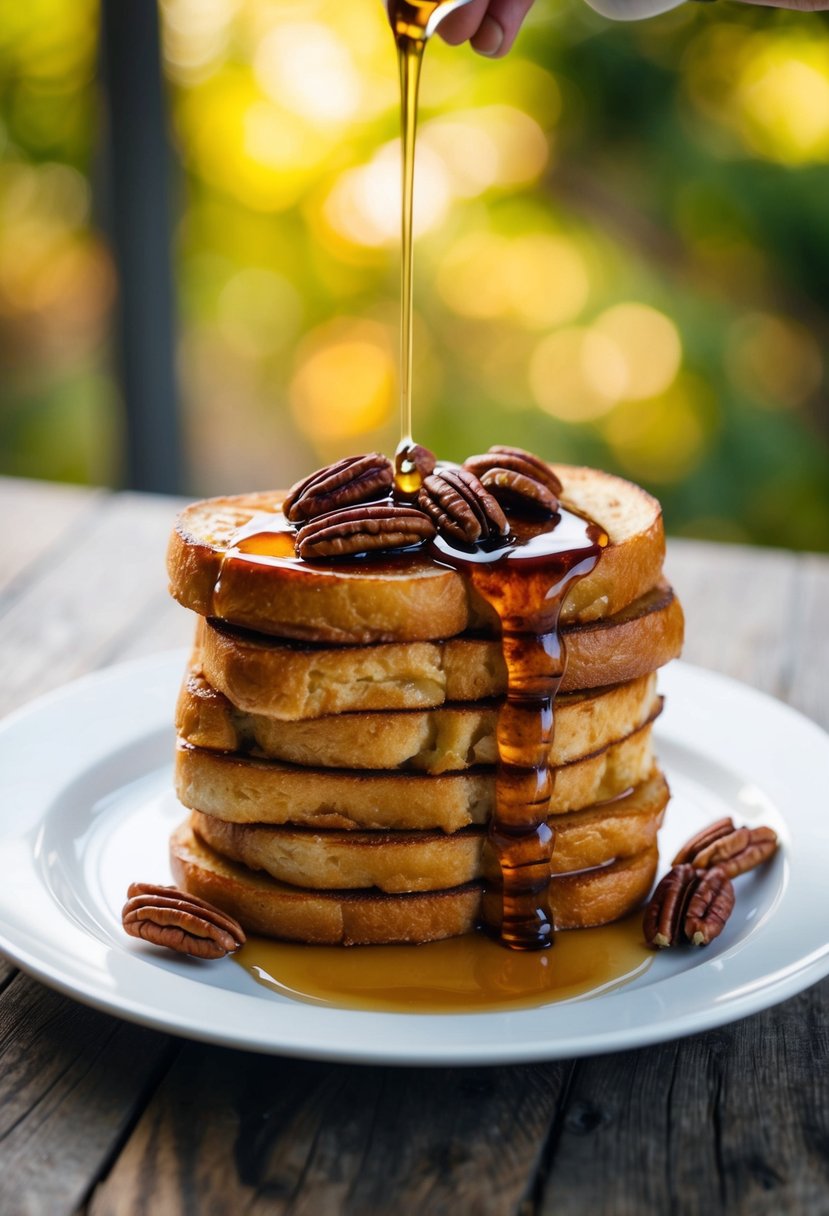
438 0 828 56
437 0 536 58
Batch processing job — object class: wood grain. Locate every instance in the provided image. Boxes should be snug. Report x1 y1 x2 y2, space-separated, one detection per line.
665 540 799 696
0 491 188 717
536 981 829 1216
0 972 174 1216
783 555 829 730
0 478 103 602
86 1047 570 1216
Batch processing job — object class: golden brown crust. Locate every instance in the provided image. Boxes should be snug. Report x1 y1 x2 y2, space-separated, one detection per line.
177 670 659 773
189 768 668 893
166 466 665 643
174 719 658 833
170 822 658 944
197 582 683 720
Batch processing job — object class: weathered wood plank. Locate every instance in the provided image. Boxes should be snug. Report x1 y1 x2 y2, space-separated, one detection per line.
0 957 16 992
0 971 175 1216
665 540 798 695
104 596 192 665
536 980 829 1216
0 491 185 718
0 478 104 603
85 1048 571 1216
782 555 829 731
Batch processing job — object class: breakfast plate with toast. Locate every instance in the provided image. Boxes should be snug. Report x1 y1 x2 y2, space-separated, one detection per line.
1 456 827 1063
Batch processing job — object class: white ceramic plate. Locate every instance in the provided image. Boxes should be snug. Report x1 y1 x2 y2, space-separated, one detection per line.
0 652 826 1065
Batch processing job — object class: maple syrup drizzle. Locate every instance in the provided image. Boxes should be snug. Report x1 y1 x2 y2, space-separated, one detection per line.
432 511 607 948
233 915 652 1013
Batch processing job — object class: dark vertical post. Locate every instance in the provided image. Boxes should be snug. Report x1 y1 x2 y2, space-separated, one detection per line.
100 0 183 494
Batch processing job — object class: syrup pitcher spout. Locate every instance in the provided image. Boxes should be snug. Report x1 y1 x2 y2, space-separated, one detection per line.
385 0 477 42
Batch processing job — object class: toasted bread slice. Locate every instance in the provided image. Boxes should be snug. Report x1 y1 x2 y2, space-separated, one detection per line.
170 823 658 943
189 768 668 893
178 668 659 774
167 466 665 643
197 582 683 720
174 717 658 833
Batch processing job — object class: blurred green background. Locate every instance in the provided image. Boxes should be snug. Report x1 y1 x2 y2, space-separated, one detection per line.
1 0 828 549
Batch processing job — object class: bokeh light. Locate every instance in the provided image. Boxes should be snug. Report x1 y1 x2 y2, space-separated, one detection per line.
254 23 361 126
438 232 589 326
0 0 827 548
529 327 627 422
289 318 395 442
593 303 682 402
323 139 451 246
726 312 823 410
602 377 712 484
734 36 829 165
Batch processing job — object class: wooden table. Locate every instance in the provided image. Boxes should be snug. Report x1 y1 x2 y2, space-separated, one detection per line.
1 475 827 1215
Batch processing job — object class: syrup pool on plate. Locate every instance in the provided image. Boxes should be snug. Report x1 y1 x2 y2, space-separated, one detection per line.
233 915 652 1013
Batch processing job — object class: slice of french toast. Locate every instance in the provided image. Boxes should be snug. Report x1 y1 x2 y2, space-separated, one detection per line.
178 668 659 774
170 822 658 943
197 581 683 720
167 466 665 644
174 717 658 832
189 768 668 894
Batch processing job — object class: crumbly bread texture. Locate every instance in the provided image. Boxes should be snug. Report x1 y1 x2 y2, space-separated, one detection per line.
178 666 659 774
189 767 668 894
197 582 683 720
174 718 658 833
167 466 665 643
171 822 659 944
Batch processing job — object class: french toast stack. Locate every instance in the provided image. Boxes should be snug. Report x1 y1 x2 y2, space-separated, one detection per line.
167 462 683 945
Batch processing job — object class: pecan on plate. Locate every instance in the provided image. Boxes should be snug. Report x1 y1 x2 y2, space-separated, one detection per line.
122 882 246 959
643 865 736 948
463 446 561 515
673 820 778 879
683 867 736 947
642 864 697 949
282 453 394 522
295 502 436 559
418 468 508 545
672 818 735 864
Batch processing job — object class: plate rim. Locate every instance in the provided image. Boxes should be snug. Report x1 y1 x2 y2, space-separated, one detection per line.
0 650 827 1066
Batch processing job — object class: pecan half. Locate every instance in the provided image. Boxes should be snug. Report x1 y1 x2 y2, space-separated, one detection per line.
296 502 436 559
418 468 508 545
282 453 394 522
672 818 735 865
683 867 735 947
695 826 778 878
489 446 563 495
642 864 697 948
463 446 560 515
122 882 245 959
673 821 778 879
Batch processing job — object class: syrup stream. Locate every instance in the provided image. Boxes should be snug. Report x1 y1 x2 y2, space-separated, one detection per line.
390 1 458 493
397 33 423 470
